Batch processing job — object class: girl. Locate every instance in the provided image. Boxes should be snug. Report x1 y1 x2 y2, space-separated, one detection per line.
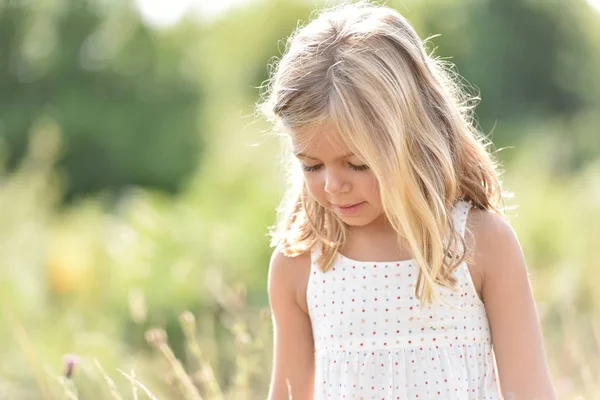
259 2 556 399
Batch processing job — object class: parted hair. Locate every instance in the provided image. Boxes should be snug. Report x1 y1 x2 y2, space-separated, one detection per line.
257 1 506 308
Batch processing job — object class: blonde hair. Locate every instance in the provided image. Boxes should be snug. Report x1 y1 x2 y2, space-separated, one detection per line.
257 1 506 308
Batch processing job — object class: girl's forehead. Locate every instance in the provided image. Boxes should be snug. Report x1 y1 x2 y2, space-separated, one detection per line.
291 122 350 156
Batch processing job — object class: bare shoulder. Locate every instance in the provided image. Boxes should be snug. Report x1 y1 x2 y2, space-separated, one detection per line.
465 207 557 398
465 207 514 250
268 245 312 313
269 245 311 287
270 244 311 270
464 207 521 301
267 245 316 399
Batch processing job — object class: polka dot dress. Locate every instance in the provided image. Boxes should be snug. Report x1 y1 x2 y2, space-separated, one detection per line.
307 200 501 399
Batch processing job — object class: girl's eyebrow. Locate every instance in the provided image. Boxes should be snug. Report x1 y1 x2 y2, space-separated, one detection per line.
294 151 355 161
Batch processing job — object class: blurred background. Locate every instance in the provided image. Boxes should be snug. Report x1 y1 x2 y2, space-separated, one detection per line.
0 0 599 398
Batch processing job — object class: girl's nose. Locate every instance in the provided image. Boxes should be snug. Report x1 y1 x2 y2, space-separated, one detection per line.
324 170 350 195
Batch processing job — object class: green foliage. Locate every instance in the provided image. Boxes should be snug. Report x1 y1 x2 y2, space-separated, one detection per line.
393 0 597 149
0 0 204 200
1 0 600 398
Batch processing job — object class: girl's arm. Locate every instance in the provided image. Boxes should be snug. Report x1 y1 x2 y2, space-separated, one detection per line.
267 247 315 400
468 209 557 400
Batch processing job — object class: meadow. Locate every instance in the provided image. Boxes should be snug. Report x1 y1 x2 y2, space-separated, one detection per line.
1 0 599 399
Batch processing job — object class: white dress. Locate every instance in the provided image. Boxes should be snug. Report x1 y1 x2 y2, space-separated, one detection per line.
307 200 502 399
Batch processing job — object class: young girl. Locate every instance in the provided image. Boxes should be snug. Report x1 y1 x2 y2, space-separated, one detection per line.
259 2 556 399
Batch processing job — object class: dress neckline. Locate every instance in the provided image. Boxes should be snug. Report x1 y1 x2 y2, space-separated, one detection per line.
327 200 470 266
335 251 415 266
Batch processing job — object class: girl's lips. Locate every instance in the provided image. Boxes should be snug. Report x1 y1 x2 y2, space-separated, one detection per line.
335 201 366 215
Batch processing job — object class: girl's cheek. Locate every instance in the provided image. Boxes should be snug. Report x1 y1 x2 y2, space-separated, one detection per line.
303 177 318 196
363 176 381 199
305 178 326 203
309 183 323 199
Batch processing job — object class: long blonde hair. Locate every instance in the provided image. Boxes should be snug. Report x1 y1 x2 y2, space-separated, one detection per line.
257 1 506 308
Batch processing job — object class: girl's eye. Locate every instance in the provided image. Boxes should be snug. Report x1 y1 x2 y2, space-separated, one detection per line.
349 163 370 171
301 164 322 172
301 163 369 172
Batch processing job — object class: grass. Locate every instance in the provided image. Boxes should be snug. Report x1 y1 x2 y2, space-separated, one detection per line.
1 115 599 399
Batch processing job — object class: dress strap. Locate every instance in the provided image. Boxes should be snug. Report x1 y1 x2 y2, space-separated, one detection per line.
310 241 323 268
444 200 472 257
452 199 472 239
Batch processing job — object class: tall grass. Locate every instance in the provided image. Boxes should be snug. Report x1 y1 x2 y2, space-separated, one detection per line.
0 112 599 399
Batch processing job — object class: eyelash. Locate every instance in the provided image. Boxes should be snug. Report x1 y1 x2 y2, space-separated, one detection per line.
301 163 370 172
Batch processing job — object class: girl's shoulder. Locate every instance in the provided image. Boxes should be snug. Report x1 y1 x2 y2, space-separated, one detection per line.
464 206 517 299
269 244 312 284
268 244 312 314
464 206 511 249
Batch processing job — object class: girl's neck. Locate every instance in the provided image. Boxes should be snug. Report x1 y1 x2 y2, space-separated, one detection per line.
348 212 396 236
342 225 412 262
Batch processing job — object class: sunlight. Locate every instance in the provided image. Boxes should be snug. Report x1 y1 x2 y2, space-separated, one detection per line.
587 0 600 12
135 0 256 27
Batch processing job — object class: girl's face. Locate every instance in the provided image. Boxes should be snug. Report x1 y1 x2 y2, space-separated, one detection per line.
292 122 386 228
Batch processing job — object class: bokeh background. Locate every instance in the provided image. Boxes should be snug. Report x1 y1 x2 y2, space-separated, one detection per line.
1 0 599 398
